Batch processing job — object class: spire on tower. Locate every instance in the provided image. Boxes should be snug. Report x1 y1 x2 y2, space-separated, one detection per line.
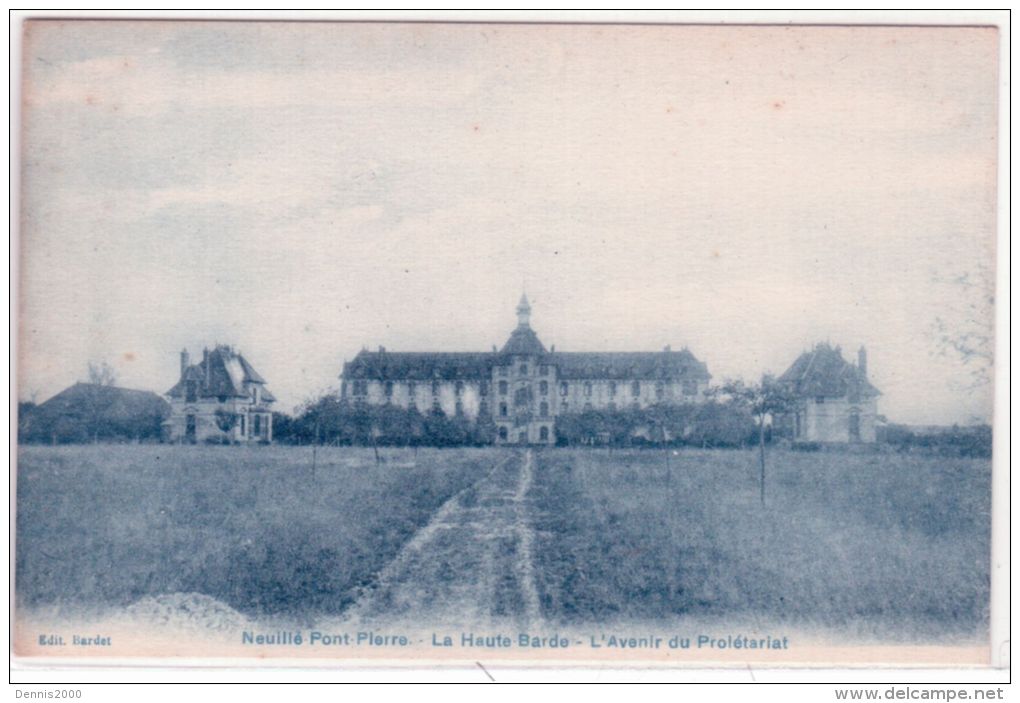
516 293 531 328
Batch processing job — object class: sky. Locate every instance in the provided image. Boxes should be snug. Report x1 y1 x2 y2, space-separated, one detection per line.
17 21 1000 423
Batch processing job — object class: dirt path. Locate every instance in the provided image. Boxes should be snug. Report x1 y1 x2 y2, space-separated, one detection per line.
342 450 542 629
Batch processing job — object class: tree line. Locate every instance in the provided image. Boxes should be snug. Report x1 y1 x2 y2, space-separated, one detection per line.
271 392 767 449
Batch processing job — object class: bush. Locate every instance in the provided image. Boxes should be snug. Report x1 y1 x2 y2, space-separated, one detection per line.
878 424 992 458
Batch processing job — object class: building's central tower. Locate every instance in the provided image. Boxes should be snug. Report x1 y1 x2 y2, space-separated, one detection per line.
492 294 555 446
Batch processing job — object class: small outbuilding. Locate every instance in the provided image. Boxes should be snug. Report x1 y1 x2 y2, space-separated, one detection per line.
20 383 169 444
777 343 881 443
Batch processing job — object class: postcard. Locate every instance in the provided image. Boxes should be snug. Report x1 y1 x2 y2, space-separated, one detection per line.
13 18 1003 669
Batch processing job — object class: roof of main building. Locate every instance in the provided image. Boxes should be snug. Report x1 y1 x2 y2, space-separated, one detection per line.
500 326 547 355
342 297 711 382
342 348 710 381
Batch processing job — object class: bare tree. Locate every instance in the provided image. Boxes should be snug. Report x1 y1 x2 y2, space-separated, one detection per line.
87 360 118 387
79 360 118 442
932 262 995 391
712 375 796 506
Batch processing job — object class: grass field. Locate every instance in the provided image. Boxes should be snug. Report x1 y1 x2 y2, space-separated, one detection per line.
529 448 991 637
15 444 494 619
16 444 991 638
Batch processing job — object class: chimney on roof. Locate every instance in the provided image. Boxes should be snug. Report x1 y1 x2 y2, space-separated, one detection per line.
550 344 555 353
378 345 385 354
663 345 671 353
180 348 189 377
858 346 867 378
203 347 211 386
492 345 497 353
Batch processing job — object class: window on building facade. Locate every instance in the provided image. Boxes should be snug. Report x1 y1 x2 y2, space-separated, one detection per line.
353 380 367 396
480 381 489 396
432 398 442 412
240 415 246 436
815 396 825 404
655 382 664 400
682 379 697 396
479 401 488 416
540 401 548 417
408 381 416 396
185 381 197 403
609 381 617 397
560 382 568 396
584 382 593 397
539 426 549 441
520 364 528 375
455 400 463 416
432 380 440 395
455 381 464 396
499 402 508 417
498 366 508 377
584 402 593 412
253 414 262 437
498 426 508 440
540 365 549 376
539 380 548 395
499 380 508 395
384 381 393 398
561 401 568 412
631 381 641 397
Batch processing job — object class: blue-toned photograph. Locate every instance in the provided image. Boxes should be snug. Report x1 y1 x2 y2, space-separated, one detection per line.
14 19 999 667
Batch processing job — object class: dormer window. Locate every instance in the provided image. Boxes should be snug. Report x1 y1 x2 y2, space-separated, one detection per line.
185 381 198 403
252 386 260 405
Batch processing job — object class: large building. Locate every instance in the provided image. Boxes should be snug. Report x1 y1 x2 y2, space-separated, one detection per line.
165 345 276 443
777 343 880 443
340 296 712 445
